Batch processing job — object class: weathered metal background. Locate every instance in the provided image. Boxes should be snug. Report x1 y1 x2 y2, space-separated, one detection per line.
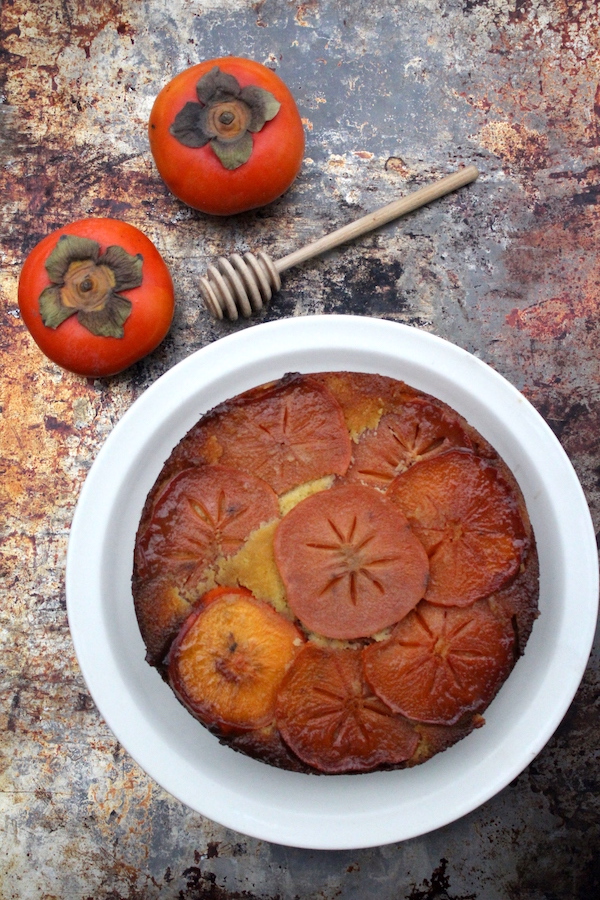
1 0 599 897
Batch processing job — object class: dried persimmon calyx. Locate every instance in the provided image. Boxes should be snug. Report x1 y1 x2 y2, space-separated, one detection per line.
170 66 281 169
39 234 142 337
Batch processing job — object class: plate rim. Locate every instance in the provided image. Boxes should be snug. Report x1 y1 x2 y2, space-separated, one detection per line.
66 315 599 850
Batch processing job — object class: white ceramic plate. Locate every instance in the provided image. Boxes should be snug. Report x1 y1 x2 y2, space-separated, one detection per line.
66 315 598 850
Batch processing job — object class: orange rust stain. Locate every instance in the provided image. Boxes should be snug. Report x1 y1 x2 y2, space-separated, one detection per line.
505 292 599 338
479 121 549 173
502 193 600 339
87 764 154 831
504 223 600 339
385 157 413 178
4 1 135 58
0 312 99 523
295 0 319 27
460 2 600 159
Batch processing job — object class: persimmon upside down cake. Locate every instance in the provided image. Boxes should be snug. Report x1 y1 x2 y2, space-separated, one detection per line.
132 371 539 775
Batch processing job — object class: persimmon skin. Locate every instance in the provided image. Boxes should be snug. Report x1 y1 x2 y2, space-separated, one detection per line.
199 585 254 607
182 373 352 495
148 57 305 215
346 398 474 487
18 218 174 378
387 449 528 607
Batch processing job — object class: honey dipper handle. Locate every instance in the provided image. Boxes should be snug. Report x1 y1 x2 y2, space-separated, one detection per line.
275 165 479 274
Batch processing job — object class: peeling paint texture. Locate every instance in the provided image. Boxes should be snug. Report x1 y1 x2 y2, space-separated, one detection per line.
1 1 599 898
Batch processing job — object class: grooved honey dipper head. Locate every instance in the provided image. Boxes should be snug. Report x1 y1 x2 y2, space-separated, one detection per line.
199 166 480 320
200 251 281 320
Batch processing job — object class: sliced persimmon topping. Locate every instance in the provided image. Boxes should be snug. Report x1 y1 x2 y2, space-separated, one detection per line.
273 484 429 639
178 375 352 494
347 399 473 488
198 585 254 607
276 645 419 774
169 592 304 732
387 449 527 606
363 600 516 725
135 465 279 590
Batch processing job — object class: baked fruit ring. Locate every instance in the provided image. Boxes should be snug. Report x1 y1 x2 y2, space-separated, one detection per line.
132 372 539 775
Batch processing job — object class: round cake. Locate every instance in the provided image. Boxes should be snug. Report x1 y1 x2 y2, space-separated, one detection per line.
132 371 539 775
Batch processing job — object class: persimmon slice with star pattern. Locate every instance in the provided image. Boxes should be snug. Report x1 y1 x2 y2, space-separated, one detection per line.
135 464 279 589
276 645 419 773
346 398 473 488
181 375 352 494
387 449 527 606
363 600 516 725
273 484 429 638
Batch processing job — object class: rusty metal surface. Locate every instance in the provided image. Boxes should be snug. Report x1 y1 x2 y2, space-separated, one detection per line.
1 0 599 897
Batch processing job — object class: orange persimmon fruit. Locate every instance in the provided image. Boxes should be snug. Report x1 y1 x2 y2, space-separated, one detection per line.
347 398 473 488
363 600 516 725
135 464 279 588
149 57 305 215
18 218 174 377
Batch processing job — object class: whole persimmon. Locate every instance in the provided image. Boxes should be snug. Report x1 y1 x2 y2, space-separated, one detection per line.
18 218 174 377
148 57 305 215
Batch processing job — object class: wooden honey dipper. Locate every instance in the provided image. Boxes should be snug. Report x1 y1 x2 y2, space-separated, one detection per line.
200 164 479 320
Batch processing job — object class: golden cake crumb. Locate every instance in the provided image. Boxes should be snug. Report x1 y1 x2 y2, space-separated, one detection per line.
215 520 287 612
278 475 334 516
